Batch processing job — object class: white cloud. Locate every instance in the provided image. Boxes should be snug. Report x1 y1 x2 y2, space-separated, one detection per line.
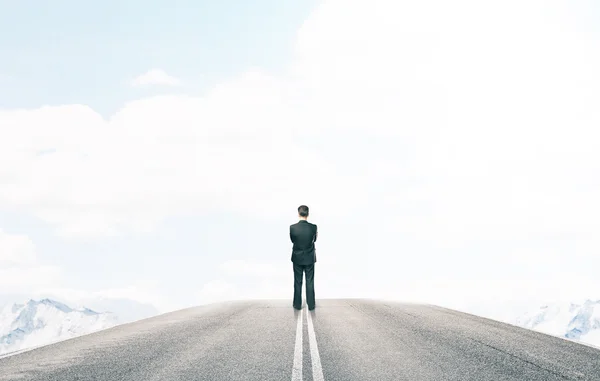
196 280 239 305
89 282 164 307
1 0 600 306
0 70 356 238
35 280 171 313
0 229 167 312
195 260 293 306
288 0 600 262
0 265 62 292
0 229 62 293
220 259 282 277
0 229 36 265
130 68 181 87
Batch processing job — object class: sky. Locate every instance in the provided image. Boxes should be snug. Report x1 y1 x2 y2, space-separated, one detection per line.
1 0 600 319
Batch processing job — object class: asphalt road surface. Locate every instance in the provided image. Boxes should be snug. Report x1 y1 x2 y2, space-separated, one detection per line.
1 299 599 380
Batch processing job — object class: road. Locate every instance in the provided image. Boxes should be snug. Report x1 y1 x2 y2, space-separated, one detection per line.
1 299 599 380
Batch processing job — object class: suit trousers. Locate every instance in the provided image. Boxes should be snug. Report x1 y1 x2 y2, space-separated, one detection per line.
293 262 315 309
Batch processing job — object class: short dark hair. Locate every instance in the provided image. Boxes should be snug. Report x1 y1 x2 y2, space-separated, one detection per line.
298 205 309 217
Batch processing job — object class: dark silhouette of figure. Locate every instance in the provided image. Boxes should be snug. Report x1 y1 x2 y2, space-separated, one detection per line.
290 205 317 310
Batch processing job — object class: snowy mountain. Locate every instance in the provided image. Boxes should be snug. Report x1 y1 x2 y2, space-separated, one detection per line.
0 298 119 356
513 299 600 348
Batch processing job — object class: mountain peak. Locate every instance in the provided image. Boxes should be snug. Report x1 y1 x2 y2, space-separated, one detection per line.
20 298 104 315
514 299 600 348
1 298 119 356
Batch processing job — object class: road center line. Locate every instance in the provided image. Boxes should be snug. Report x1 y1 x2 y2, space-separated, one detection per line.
291 307 303 381
306 308 325 381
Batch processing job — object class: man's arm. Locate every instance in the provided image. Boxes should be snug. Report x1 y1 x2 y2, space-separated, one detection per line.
290 226 294 243
314 225 318 242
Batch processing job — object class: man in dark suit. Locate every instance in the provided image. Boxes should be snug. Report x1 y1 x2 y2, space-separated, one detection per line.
290 205 318 310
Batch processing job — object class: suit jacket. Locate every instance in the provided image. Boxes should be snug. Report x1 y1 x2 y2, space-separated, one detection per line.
290 220 318 265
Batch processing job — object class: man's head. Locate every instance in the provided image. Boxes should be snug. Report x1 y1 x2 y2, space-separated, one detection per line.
298 205 309 219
